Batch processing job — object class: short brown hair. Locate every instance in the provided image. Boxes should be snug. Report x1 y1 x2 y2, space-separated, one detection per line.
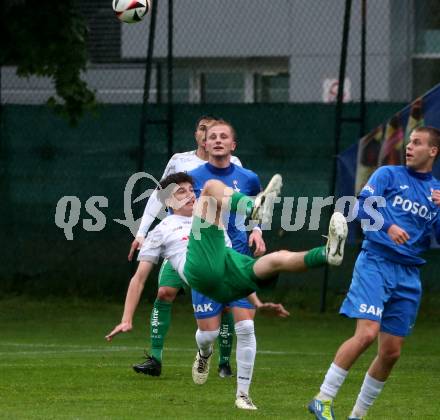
194 115 219 131
206 119 237 141
157 172 193 203
413 126 440 159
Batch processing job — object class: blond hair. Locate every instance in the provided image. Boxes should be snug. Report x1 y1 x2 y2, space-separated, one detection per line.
206 119 237 141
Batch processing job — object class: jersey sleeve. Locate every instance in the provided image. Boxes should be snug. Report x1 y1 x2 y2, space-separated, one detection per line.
356 167 394 232
188 168 203 198
137 225 165 264
161 154 179 178
249 172 262 196
136 190 163 238
358 166 392 199
136 155 179 238
249 172 263 231
231 155 243 167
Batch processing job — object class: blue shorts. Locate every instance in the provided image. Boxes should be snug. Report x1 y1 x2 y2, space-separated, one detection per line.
191 289 254 319
340 250 422 337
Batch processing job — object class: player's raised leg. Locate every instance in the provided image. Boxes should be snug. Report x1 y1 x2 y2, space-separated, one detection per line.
194 173 283 227
253 211 348 282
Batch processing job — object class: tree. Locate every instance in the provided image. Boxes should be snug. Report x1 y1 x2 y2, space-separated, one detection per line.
1 0 96 125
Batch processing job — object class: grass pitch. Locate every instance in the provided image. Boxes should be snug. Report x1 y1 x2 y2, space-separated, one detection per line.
1 297 439 419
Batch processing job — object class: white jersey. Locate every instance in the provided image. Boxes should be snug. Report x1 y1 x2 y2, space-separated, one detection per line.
136 150 242 238
138 214 231 283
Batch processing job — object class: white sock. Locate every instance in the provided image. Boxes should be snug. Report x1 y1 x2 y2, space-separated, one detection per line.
350 373 385 417
318 362 349 400
195 329 219 357
235 320 256 397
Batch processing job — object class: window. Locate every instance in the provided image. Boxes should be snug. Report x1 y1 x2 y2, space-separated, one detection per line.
415 0 440 54
79 0 121 63
150 60 289 104
155 67 191 104
200 73 245 103
412 57 440 97
254 73 289 103
413 1 440 96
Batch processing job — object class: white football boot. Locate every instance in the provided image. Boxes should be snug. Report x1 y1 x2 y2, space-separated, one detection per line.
192 350 212 385
251 174 283 225
235 392 257 410
326 212 348 266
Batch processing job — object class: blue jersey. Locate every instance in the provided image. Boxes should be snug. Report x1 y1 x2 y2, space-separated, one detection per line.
358 165 440 265
189 162 261 255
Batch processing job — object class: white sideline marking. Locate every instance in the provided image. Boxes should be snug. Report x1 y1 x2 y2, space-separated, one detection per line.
0 362 274 370
0 342 328 356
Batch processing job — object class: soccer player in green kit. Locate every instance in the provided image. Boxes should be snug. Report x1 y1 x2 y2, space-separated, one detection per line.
129 116 242 377
107 172 348 408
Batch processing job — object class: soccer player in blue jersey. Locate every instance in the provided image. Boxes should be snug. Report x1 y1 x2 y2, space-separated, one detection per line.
189 119 288 410
308 126 440 420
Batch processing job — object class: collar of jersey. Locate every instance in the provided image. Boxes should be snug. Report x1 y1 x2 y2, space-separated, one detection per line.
205 162 235 175
406 166 433 181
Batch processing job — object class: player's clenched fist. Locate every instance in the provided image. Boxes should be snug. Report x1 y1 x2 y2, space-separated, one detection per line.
387 224 410 245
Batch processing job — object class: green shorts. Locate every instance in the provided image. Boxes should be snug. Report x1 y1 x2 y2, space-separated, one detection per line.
183 217 260 303
158 259 188 290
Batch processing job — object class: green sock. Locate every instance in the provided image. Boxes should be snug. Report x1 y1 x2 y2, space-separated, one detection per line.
304 246 327 268
229 192 253 216
150 299 172 362
218 311 235 366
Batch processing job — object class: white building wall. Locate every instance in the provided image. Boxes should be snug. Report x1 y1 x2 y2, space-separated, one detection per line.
2 0 413 104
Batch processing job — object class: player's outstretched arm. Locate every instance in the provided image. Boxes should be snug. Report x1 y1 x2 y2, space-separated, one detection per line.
257 302 290 318
105 261 154 341
247 293 290 318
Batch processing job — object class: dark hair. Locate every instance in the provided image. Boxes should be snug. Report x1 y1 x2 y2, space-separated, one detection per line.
413 126 440 159
194 115 220 131
206 118 237 141
157 172 194 203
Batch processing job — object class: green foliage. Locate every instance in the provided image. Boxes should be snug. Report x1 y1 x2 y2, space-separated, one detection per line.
1 0 95 125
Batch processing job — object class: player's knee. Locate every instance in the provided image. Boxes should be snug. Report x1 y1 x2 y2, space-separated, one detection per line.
355 329 378 348
234 319 255 336
196 328 220 346
235 320 256 363
157 287 177 301
378 345 401 364
268 250 290 271
277 250 291 262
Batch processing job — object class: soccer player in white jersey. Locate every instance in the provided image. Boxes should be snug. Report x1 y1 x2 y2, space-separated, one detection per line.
128 116 241 378
106 172 349 409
